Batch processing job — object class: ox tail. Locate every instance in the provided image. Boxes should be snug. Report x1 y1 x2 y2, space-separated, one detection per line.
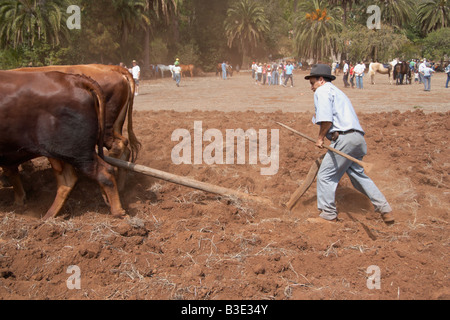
114 66 142 162
77 75 106 159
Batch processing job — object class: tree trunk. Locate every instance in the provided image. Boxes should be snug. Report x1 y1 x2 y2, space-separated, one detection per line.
144 25 151 70
241 45 250 70
172 16 180 44
343 1 348 26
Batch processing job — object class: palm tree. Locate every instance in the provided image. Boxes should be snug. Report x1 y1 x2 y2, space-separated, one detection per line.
142 0 181 68
417 0 449 33
112 0 149 49
0 0 71 48
294 0 343 63
147 0 182 23
374 0 416 28
328 0 360 26
224 0 269 68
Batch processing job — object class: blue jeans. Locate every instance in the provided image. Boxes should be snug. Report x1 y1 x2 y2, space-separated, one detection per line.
317 132 392 220
446 74 450 88
423 76 431 91
222 68 227 80
356 75 363 89
272 71 278 85
175 73 181 86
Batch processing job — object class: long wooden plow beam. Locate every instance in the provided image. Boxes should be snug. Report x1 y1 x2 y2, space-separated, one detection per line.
276 122 374 173
104 156 274 207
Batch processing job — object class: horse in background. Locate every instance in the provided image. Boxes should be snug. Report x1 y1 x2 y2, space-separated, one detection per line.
369 62 393 85
216 63 233 77
393 61 412 85
180 64 195 78
156 64 175 78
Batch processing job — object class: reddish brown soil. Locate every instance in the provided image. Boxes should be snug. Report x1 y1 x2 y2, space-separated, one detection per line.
0 71 449 300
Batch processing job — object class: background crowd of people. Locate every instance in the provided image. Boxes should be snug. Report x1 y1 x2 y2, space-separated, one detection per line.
250 61 303 87
244 57 450 93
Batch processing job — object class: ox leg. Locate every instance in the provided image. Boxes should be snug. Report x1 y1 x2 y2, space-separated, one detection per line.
93 155 126 219
117 146 131 191
3 166 26 205
109 135 131 191
43 158 78 220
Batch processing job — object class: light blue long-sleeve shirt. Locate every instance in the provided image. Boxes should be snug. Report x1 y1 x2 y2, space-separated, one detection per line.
312 82 364 135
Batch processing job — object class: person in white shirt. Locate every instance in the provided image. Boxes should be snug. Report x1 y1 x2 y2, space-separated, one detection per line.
342 61 349 88
131 60 140 96
421 62 434 91
255 63 263 84
173 64 181 87
418 59 427 84
354 61 366 89
251 62 257 80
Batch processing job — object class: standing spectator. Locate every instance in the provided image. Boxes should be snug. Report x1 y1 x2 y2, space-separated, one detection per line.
222 61 227 80
173 63 181 87
131 60 140 96
445 63 450 88
251 62 257 79
279 62 285 86
272 63 279 86
342 60 350 88
262 64 267 85
332 61 337 75
283 62 294 87
256 63 263 85
354 61 365 89
267 63 272 86
349 63 355 88
421 62 434 91
409 59 416 72
418 59 427 84
414 68 419 84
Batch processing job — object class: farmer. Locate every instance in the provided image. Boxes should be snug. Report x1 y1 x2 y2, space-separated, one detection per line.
304 64 394 224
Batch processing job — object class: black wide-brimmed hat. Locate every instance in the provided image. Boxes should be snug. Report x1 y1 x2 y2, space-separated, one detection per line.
304 64 336 81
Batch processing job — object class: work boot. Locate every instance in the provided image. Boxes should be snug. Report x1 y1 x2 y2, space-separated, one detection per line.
381 212 395 224
307 217 338 223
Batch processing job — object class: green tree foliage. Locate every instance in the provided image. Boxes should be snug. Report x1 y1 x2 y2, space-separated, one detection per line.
374 0 416 28
224 0 270 67
421 27 450 61
0 0 448 71
293 0 343 63
0 0 71 48
417 0 450 34
341 25 410 63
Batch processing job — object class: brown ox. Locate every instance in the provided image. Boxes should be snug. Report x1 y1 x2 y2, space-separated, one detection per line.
13 64 141 190
0 71 125 220
180 64 195 78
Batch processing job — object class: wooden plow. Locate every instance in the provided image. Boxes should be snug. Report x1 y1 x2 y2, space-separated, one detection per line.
104 156 275 208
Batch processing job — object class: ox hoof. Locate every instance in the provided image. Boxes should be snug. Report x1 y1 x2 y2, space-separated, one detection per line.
112 210 127 219
14 198 26 207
